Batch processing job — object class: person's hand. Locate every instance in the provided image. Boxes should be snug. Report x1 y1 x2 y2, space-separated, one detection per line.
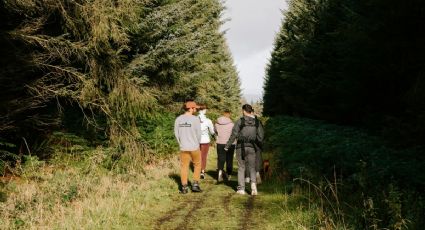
224 148 228 151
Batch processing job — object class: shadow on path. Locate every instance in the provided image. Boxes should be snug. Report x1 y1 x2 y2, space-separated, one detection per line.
205 169 238 191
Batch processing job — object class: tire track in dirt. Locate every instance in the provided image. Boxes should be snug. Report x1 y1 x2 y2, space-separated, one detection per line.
240 196 256 230
155 182 214 230
172 189 211 230
222 192 235 215
154 199 189 229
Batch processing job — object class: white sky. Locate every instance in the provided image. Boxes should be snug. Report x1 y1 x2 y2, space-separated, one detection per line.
221 0 287 97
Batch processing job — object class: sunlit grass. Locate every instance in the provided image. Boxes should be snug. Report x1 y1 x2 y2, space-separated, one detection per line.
1 147 323 229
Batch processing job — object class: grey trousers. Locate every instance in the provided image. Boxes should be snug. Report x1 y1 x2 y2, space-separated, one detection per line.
236 147 256 190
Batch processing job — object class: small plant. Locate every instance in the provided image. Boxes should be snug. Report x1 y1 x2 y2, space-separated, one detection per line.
17 155 44 181
62 185 78 203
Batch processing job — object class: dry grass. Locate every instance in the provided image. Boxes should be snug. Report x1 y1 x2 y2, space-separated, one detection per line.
1 148 334 229
0 150 180 229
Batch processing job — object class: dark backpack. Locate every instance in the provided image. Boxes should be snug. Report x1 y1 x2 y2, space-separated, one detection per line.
239 116 263 150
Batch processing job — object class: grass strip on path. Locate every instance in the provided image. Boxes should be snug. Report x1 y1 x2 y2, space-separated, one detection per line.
1 148 320 229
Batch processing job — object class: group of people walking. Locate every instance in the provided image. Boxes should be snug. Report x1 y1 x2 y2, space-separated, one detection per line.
174 99 264 195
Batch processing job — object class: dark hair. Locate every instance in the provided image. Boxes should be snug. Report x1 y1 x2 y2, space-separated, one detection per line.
198 103 207 110
223 109 231 113
242 104 253 113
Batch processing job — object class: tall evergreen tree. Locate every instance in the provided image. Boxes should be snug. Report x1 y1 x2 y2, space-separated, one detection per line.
0 0 241 161
263 0 425 145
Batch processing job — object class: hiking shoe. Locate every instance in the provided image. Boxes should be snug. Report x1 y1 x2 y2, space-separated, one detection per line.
256 172 262 185
236 189 247 195
180 185 189 194
223 171 230 181
218 170 223 182
200 171 205 180
191 181 202 192
251 183 258 196
226 173 231 181
245 177 250 183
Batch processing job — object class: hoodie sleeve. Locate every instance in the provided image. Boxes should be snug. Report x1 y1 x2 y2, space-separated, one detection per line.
207 119 215 136
194 117 202 143
225 118 241 149
174 118 180 145
257 119 265 143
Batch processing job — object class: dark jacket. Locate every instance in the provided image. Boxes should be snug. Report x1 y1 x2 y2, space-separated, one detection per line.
225 115 264 150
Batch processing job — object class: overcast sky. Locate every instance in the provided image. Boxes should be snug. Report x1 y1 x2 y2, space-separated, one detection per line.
221 0 287 97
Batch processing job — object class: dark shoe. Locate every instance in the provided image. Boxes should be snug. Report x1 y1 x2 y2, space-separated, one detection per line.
223 171 230 181
191 181 202 192
180 184 189 194
200 171 205 180
226 174 232 181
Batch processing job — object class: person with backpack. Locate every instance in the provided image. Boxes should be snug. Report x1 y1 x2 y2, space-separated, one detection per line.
215 109 236 182
198 104 215 179
174 100 203 194
245 108 263 185
225 104 264 195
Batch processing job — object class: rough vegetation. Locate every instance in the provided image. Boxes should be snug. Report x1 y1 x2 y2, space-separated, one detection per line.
263 0 425 146
0 0 241 171
2 0 425 229
263 0 425 228
264 116 425 229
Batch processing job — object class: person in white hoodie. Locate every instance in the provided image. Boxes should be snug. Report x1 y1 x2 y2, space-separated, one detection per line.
198 104 215 179
214 109 236 182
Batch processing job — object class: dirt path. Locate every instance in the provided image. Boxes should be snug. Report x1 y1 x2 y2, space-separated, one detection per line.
240 196 256 230
153 152 263 230
148 149 320 229
0 149 318 229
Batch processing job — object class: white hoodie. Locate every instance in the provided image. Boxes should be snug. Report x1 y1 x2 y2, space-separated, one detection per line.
198 110 215 144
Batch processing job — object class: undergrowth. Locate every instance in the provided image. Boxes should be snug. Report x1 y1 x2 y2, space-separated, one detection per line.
264 116 425 229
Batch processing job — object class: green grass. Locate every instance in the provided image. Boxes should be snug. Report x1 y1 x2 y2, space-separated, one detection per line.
1 145 323 229
3 116 422 229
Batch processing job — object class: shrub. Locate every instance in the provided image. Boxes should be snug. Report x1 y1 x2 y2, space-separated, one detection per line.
265 116 425 228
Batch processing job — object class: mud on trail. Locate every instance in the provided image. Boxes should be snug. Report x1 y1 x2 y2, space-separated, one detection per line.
240 196 256 230
150 150 318 229
153 152 265 230
154 174 267 230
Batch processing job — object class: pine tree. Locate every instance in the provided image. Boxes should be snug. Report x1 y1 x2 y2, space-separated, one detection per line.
0 0 241 162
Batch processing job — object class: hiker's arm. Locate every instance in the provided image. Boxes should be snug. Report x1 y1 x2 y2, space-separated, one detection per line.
257 121 265 143
225 119 240 150
208 120 215 136
174 119 180 145
195 118 202 144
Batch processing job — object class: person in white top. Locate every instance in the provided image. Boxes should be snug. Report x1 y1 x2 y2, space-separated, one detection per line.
198 104 215 179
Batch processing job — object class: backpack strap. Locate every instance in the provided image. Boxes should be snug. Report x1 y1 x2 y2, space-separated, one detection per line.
239 116 259 135
239 117 245 133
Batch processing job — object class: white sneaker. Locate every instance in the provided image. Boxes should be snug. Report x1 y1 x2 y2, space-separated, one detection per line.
236 189 246 195
251 183 258 196
256 172 262 184
218 170 223 182
245 177 250 183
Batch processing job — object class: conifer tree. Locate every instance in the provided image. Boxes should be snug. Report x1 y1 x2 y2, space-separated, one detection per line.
0 0 241 161
263 0 425 144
